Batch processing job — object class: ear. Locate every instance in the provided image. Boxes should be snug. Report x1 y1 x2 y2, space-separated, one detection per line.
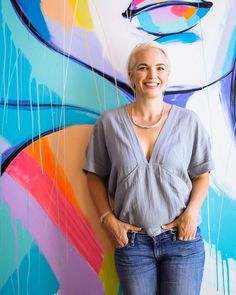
128 71 133 80
129 71 135 88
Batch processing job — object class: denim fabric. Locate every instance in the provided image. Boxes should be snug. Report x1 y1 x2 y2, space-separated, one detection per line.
115 228 205 295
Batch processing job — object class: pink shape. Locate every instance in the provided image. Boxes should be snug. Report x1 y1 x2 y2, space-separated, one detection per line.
171 5 189 16
1 173 105 295
132 0 145 8
6 151 103 274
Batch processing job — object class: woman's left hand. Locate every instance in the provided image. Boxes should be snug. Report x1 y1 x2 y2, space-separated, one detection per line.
162 208 198 241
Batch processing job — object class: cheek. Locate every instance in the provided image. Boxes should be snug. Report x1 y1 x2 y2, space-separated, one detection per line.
134 72 146 82
161 73 169 83
130 75 138 86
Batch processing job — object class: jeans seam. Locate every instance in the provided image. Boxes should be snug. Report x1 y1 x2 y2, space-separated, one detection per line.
129 231 136 246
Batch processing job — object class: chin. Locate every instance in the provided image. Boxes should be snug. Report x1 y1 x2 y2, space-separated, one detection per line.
143 94 163 100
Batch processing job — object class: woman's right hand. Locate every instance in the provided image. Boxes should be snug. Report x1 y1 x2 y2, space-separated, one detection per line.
103 213 142 248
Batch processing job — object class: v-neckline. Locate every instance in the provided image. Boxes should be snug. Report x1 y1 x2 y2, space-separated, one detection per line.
122 104 176 164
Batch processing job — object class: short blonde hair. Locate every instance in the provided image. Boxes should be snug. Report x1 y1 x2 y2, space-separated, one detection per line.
127 42 171 91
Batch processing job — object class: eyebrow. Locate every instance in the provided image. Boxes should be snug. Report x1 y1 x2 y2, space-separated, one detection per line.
137 63 167 67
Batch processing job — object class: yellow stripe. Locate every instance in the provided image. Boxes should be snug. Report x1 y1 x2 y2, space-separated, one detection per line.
70 0 93 30
99 251 120 295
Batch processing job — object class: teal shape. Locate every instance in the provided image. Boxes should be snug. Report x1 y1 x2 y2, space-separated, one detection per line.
0 199 33 289
157 32 201 44
1 244 59 295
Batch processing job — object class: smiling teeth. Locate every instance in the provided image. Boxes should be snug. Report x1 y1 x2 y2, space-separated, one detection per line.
145 83 159 86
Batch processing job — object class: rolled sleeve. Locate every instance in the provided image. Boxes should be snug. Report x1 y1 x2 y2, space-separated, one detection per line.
83 118 111 177
188 160 214 178
188 114 214 178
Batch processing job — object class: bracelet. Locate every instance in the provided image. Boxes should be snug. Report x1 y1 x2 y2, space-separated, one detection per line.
100 210 112 223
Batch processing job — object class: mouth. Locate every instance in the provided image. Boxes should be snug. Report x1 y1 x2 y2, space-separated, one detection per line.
144 82 160 87
122 0 213 36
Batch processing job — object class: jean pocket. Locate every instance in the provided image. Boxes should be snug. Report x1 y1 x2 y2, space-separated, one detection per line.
175 228 202 243
115 231 136 250
115 242 130 250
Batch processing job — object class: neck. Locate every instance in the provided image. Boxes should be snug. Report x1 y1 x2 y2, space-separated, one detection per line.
133 96 164 119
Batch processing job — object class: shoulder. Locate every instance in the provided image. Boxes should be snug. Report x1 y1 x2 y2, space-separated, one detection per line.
95 105 125 130
173 104 195 117
173 105 200 125
99 105 125 123
100 107 120 119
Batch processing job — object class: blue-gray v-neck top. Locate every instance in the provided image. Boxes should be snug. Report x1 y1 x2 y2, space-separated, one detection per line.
83 104 214 236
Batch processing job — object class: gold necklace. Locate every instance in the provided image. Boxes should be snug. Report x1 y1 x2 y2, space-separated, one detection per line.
131 103 165 129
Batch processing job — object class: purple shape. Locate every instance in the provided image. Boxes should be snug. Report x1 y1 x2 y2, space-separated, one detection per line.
46 18 118 80
1 173 105 295
150 6 178 23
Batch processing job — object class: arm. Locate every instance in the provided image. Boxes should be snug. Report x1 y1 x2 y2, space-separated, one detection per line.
163 172 209 240
87 172 142 247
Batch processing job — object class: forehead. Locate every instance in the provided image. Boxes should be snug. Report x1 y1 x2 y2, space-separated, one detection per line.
134 47 169 65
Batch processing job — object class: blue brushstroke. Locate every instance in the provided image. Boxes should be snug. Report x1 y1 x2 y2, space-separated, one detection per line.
0 24 65 106
157 32 201 44
14 0 51 41
201 187 236 261
222 27 236 75
201 187 236 294
220 63 236 140
164 91 194 107
1 244 59 295
0 20 125 110
0 1 4 97
0 197 33 289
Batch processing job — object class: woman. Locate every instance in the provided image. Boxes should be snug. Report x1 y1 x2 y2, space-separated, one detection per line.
83 42 214 295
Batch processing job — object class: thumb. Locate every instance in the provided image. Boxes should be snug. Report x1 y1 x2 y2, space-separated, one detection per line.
128 224 142 232
162 220 177 230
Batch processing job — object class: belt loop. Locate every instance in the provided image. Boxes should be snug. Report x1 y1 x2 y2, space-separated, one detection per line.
168 228 177 241
172 232 177 241
129 232 136 246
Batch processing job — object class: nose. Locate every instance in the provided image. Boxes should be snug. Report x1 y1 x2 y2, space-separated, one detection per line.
147 66 157 79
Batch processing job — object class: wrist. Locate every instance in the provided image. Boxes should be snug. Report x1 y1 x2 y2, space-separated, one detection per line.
103 212 117 229
185 206 199 219
100 210 113 224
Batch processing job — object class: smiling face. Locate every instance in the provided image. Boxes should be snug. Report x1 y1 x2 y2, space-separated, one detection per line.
89 0 236 90
129 47 170 99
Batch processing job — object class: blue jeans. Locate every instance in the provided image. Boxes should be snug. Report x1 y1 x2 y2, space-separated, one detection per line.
115 228 205 295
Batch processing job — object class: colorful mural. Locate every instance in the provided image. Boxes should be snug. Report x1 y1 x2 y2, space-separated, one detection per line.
0 0 235 294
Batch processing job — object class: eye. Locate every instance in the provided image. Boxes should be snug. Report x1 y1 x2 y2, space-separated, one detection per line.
157 66 165 71
138 66 148 71
122 1 213 36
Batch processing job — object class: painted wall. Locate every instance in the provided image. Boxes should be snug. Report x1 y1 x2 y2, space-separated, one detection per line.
0 1 235 294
